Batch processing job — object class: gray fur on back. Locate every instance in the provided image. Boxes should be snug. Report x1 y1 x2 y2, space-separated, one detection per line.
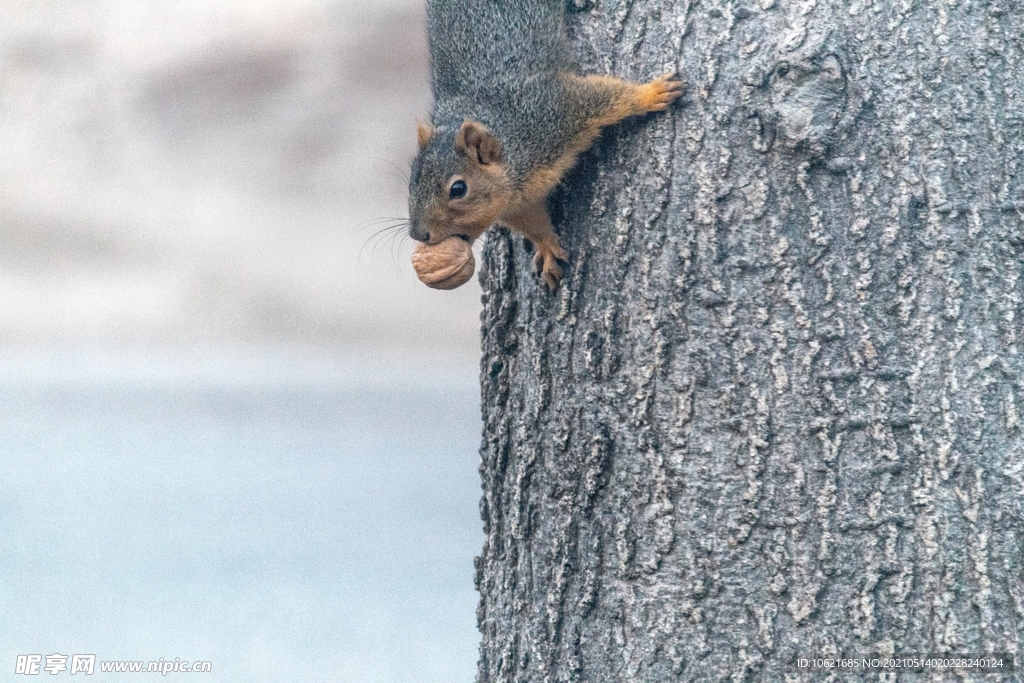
428 0 573 99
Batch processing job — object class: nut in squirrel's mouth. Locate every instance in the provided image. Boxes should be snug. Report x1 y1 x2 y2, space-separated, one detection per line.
411 232 477 290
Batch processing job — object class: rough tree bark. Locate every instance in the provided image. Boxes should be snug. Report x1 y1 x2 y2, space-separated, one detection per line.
475 1 1024 681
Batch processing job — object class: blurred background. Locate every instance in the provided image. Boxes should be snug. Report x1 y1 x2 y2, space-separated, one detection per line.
0 1 483 681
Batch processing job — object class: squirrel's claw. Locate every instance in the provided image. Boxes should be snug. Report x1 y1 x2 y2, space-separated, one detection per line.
532 241 568 291
642 72 685 112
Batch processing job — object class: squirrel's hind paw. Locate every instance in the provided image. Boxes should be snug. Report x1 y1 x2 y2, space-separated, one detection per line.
532 242 568 291
640 72 685 112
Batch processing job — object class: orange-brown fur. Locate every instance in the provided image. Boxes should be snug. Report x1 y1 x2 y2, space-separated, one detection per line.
506 73 682 288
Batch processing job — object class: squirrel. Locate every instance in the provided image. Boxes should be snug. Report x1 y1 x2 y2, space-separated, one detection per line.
408 0 683 290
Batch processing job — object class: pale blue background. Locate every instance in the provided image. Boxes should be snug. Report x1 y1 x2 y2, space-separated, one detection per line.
0 350 482 682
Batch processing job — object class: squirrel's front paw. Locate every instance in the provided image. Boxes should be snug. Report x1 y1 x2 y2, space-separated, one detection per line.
640 72 685 112
532 241 568 291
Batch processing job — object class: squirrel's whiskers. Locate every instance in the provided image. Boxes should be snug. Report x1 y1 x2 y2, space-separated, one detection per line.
359 218 413 268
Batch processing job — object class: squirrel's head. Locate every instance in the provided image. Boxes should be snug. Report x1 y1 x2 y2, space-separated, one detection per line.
408 119 512 245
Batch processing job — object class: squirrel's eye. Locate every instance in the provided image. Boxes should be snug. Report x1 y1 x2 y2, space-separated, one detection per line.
449 180 468 199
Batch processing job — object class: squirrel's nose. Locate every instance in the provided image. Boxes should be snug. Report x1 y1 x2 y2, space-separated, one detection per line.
409 222 430 243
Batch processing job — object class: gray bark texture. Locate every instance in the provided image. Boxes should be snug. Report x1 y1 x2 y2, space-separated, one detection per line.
474 0 1024 681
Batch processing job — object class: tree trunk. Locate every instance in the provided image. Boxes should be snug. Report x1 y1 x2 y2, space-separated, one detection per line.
475 1 1024 681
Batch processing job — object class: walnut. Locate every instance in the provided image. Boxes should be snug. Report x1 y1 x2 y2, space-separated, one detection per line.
411 237 475 290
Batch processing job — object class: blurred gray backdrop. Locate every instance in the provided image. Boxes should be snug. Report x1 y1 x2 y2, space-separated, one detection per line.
0 1 483 681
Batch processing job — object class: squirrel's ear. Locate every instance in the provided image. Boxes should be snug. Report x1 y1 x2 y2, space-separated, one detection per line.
455 120 502 166
416 121 434 149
